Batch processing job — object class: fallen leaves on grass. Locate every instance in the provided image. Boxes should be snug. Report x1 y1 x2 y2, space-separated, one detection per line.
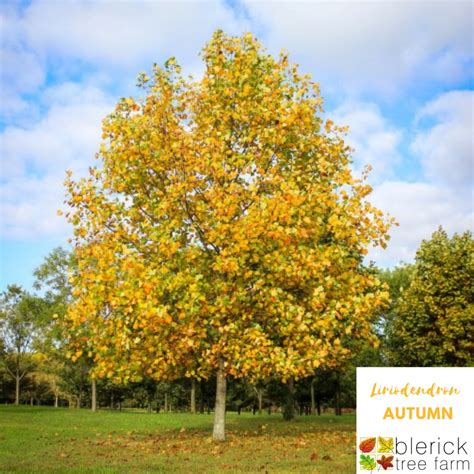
52 426 354 472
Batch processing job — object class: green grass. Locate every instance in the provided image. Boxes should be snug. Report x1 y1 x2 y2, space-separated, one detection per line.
0 406 355 473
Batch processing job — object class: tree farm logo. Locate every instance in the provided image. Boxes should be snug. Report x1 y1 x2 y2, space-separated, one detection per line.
359 436 394 471
356 368 474 473
358 435 470 472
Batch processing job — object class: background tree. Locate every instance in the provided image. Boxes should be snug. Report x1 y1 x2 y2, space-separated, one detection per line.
33 248 100 410
0 286 45 404
386 228 473 366
33 247 73 310
379 263 414 361
64 31 393 440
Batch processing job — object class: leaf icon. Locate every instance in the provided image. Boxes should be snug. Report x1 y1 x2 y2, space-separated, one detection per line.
359 437 376 453
377 454 394 470
378 436 394 453
360 454 377 471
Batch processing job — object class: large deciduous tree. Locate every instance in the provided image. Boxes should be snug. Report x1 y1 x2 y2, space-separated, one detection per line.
386 228 473 366
64 31 393 440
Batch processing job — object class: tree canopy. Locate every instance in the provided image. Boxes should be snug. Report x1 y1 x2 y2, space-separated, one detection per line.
64 31 394 439
386 228 473 366
0 285 45 404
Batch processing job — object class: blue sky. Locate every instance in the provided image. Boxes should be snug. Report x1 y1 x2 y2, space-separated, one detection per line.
1 0 473 291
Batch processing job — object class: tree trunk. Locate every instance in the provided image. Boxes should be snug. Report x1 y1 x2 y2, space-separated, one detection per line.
334 375 342 416
30 396 33 406
54 394 59 408
212 360 227 441
310 379 316 415
15 376 20 405
164 392 168 413
190 379 196 414
199 380 205 413
91 379 97 412
282 377 295 420
257 388 263 415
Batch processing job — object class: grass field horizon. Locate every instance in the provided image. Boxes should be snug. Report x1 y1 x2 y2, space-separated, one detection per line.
0 405 355 473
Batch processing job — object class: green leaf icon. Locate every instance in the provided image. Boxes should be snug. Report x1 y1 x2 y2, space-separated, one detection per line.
378 437 394 453
360 454 376 471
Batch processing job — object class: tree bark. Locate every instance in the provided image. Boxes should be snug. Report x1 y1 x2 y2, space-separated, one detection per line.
91 379 97 412
190 379 196 414
282 377 295 420
199 380 205 414
212 359 227 441
54 394 59 408
334 374 342 416
310 379 316 415
15 376 20 405
257 388 263 415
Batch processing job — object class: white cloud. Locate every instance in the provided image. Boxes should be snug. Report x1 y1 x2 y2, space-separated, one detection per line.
1 47 44 93
330 92 473 267
20 0 248 70
411 90 473 187
242 1 473 93
0 83 114 238
0 174 69 238
368 181 473 266
331 101 402 182
1 1 248 123
0 6 46 120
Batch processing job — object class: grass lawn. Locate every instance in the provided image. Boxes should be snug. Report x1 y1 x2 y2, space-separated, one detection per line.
0 406 355 473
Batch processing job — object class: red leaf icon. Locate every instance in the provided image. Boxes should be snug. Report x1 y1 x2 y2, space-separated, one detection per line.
359 437 376 453
377 455 394 470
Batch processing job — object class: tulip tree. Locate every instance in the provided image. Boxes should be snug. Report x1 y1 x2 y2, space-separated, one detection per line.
64 31 393 440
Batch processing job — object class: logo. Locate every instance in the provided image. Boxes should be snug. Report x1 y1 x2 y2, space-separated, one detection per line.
356 368 474 472
359 437 394 471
